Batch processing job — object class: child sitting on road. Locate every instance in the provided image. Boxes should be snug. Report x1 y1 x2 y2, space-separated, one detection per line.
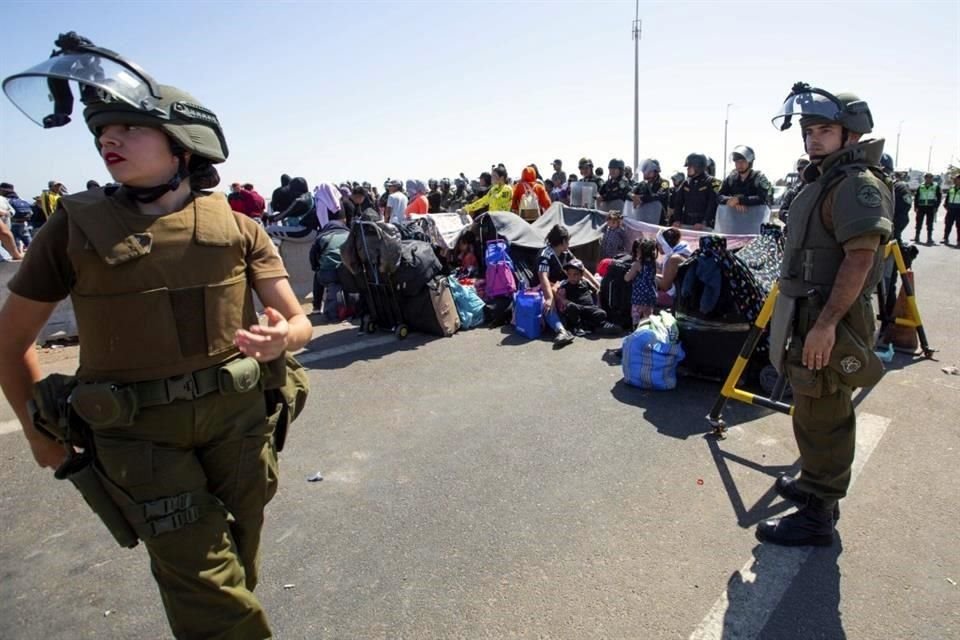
624 238 658 325
455 230 478 278
600 210 628 258
557 259 620 336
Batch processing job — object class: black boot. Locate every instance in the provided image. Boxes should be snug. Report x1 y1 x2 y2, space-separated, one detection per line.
775 475 840 521
756 497 836 547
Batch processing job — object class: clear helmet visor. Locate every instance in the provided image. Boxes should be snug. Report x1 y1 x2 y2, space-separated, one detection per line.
2 53 157 128
771 91 842 131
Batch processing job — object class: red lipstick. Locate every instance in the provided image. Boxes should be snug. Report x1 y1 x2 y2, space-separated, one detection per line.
104 152 126 165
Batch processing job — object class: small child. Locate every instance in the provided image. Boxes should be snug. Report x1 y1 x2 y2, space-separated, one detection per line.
558 259 619 336
600 210 628 258
455 230 478 278
624 238 658 324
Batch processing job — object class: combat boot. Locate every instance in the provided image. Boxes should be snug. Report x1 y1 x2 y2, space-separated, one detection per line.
755 496 836 547
775 475 840 521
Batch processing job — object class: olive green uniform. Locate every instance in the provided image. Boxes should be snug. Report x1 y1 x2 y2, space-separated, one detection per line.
771 139 892 502
11 188 288 639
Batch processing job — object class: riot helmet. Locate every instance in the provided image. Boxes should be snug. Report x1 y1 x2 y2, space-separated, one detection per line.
640 158 661 175
684 153 707 171
879 153 895 175
428 178 439 189
3 32 229 201
730 145 755 166
772 81 873 136
706 156 717 177
796 155 810 172
4 32 228 163
608 158 625 171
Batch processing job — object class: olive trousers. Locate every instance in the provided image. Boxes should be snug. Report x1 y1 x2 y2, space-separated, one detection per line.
91 389 279 640
791 388 856 502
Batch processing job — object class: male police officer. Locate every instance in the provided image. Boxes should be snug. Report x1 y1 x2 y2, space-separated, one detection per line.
779 156 811 223
631 158 671 225
879 153 912 243
914 173 941 244
598 158 631 212
944 174 960 245
718 145 773 211
670 153 719 228
762 83 892 546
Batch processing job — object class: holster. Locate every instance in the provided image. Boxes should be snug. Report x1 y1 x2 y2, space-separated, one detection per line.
54 452 140 549
262 354 310 452
30 374 79 443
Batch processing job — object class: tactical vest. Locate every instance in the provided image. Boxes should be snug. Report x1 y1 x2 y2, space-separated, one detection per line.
779 161 888 302
916 183 938 207
947 186 960 205
62 190 258 384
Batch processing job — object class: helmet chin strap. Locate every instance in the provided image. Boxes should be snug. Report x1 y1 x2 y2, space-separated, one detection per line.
125 153 189 203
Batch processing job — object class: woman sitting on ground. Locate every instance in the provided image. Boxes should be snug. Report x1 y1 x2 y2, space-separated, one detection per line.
654 227 691 307
538 224 600 347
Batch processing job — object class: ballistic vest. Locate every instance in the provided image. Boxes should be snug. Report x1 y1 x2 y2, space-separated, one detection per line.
62 189 258 384
916 183 938 207
779 139 892 303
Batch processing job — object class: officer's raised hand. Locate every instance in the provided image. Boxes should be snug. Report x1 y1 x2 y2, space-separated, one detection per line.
234 307 292 363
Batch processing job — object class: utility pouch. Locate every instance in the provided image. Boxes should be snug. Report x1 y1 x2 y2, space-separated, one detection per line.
30 374 78 442
70 383 138 428
784 339 838 399
263 353 310 452
828 319 884 389
218 357 262 394
55 453 139 549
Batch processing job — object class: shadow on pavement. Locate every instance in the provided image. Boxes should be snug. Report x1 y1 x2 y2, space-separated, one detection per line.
707 437 797 528
733 538 846 639
609 379 718 439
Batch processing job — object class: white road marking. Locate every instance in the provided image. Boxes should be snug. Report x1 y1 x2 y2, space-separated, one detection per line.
0 419 22 435
689 412 892 640
296 335 398 365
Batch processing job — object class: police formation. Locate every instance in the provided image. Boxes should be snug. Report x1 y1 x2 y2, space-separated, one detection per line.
0 30 921 638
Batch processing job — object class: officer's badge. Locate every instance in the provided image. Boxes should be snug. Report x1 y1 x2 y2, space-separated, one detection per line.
840 356 862 374
856 184 882 208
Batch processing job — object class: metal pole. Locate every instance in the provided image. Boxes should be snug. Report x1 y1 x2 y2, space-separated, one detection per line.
895 120 904 168
928 138 934 173
632 2 641 173
723 103 732 178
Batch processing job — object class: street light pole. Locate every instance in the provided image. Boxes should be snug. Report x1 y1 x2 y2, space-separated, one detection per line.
632 1 641 173
722 103 732 178
928 138 934 173
895 120 904 168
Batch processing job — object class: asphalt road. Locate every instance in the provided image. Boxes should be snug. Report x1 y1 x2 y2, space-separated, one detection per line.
1 230 958 639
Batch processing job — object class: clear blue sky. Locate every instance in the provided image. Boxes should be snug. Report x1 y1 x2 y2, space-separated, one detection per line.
1 0 957 198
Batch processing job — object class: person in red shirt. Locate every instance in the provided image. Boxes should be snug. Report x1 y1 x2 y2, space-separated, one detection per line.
242 183 266 220
511 165 552 222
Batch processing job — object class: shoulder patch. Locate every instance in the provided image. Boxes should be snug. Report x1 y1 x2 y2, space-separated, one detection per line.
856 184 883 208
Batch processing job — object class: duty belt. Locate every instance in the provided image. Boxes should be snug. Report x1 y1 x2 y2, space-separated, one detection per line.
133 364 223 407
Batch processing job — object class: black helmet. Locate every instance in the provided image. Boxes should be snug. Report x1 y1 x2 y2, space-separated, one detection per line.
705 156 716 176
730 145 755 165
428 178 439 189
578 157 593 169
772 81 873 135
440 177 451 187
796 155 810 172
608 158 625 171
880 153 895 175
684 153 707 171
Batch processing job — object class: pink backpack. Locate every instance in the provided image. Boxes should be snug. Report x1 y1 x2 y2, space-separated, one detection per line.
484 239 517 299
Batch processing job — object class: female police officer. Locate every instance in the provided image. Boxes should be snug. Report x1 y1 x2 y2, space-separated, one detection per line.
0 33 311 638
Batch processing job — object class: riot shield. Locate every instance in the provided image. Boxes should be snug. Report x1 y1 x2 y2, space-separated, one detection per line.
570 181 597 208
714 204 770 235
623 201 663 224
